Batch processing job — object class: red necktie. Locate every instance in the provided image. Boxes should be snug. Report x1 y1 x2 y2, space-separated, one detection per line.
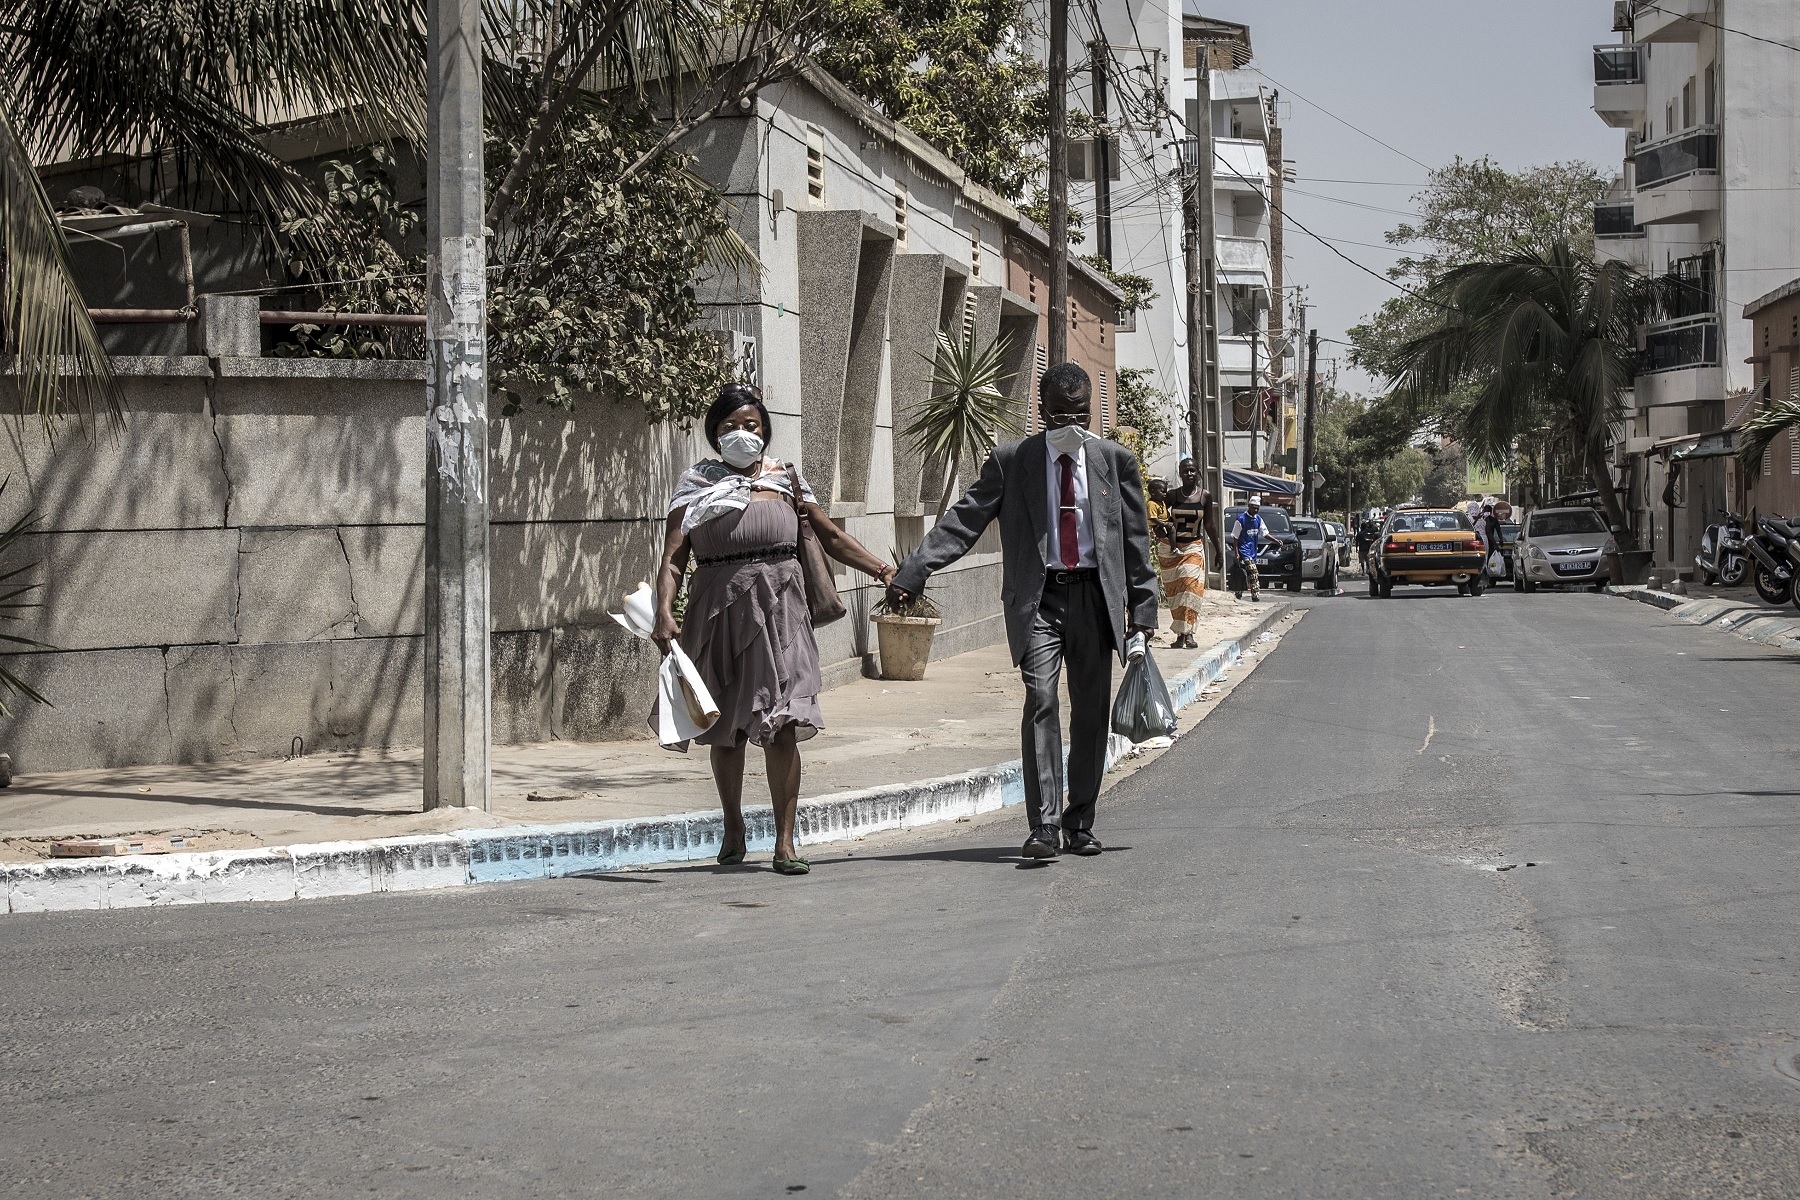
1058 453 1080 568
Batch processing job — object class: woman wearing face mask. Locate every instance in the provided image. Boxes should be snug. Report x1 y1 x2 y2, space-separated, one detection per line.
652 383 893 875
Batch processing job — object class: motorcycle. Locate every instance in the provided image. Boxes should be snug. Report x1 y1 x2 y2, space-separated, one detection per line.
1745 512 1799 605
1695 510 1748 587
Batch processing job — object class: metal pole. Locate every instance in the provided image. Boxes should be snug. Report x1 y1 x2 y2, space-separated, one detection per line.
1302 328 1320 516
1195 61 1224 585
1047 0 1069 362
424 0 491 812
1248 317 1260 469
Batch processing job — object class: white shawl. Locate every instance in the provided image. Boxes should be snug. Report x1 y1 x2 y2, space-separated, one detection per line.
669 457 818 533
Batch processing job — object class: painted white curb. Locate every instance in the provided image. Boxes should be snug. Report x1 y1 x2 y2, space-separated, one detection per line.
2 606 1292 915
1609 585 1800 649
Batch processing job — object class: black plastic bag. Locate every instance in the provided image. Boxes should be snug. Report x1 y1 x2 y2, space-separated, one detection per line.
1111 649 1178 743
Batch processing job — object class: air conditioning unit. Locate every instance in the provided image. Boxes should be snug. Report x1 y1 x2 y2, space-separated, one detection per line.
1613 1 1632 33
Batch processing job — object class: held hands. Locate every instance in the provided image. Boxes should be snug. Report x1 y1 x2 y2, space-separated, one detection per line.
885 582 913 610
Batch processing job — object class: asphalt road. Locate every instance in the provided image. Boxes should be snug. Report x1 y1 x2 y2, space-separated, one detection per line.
3 588 1798 1199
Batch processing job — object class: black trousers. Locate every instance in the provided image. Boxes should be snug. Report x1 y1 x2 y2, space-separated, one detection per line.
1019 576 1114 832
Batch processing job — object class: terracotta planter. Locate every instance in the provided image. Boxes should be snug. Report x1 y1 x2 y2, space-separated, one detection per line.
872 613 942 681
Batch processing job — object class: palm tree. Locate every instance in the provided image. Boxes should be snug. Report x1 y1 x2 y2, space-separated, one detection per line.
1734 393 1800 477
1389 241 1648 579
905 329 1020 515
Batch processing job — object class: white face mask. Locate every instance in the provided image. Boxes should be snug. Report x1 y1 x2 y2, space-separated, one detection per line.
1045 422 1088 455
718 429 765 469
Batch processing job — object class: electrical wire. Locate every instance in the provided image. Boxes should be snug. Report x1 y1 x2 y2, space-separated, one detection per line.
1251 68 1431 170
1636 3 1800 53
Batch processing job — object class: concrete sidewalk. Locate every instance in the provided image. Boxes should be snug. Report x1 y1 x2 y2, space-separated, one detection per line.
1608 584 1800 651
0 595 1297 913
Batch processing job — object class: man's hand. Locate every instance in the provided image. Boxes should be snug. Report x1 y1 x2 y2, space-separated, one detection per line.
1129 623 1156 639
885 583 914 611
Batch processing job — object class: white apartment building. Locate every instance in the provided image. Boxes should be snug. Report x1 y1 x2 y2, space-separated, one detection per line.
1592 0 1800 570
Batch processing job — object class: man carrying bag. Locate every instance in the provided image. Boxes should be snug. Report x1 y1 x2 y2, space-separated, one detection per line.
888 363 1158 859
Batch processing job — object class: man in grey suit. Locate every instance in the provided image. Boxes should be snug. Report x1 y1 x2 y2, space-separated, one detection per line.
887 363 1158 859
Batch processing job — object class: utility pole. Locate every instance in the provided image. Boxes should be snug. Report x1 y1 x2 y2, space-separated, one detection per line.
1248 311 1261 469
1302 327 1320 517
1047 0 1069 362
1196 62 1223 582
1090 42 1113 265
423 0 491 812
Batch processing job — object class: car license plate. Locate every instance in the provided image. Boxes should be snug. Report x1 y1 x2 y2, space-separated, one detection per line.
1419 542 1452 552
1553 560 1594 574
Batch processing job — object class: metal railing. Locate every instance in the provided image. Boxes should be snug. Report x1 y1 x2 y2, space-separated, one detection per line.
1594 44 1643 85
1634 126 1719 191
1594 201 1642 238
1642 314 1719 374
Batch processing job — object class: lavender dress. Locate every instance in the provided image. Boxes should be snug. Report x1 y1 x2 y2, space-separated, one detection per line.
680 495 824 747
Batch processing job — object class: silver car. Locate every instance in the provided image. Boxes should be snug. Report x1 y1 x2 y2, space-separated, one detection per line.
1289 517 1342 592
1323 520 1352 567
1514 507 1617 592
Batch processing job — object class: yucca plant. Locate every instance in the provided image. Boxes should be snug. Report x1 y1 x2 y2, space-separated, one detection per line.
905 329 1019 515
0 479 49 717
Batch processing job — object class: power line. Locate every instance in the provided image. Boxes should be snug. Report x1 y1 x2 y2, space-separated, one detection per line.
1283 185 1421 220
1253 68 1432 170
1637 3 1800 53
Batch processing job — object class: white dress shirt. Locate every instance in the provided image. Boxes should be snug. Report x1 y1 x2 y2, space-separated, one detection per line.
1046 435 1097 568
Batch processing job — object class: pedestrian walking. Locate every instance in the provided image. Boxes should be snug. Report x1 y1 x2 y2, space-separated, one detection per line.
888 363 1158 860
652 383 893 875
1160 457 1216 649
1356 515 1379 574
1229 495 1273 601
1475 501 1505 581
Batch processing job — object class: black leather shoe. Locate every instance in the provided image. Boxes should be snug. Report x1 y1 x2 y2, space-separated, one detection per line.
1063 830 1104 856
1021 826 1061 859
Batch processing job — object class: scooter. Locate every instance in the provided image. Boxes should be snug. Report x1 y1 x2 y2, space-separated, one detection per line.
1745 512 1798 605
1695 510 1748 587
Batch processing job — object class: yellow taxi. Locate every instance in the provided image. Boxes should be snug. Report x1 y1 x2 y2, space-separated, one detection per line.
1368 508 1489 598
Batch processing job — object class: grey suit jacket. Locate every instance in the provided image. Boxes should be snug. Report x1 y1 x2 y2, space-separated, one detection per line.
893 433 1159 666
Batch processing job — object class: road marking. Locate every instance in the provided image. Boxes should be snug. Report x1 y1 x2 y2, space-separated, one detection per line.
1418 715 1436 755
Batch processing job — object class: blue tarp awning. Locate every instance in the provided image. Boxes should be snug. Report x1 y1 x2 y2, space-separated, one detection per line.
1223 467 1300 496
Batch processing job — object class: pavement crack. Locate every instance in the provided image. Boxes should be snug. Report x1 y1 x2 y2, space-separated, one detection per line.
1418 714 1437 755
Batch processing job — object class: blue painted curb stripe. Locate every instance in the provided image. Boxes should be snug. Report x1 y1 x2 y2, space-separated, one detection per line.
2 606 1292 914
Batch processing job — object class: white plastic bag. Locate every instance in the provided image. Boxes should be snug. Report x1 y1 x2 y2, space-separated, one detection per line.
1486 551 1505 578
611 581 719 751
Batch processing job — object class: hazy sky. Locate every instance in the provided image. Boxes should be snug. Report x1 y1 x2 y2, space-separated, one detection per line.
1189 0 1624 394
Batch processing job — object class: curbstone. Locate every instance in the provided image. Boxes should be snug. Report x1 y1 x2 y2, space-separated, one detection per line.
1609 586 1800 648
1 605 1294 915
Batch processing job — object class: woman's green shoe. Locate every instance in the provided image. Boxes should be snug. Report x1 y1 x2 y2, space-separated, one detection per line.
717 846 746 866
771 856 811 876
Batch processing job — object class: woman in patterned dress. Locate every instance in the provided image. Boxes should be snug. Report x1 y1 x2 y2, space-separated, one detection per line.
1161 457 1215 649
652 384 893 875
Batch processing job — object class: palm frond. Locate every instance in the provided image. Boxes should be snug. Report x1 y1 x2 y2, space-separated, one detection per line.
0 106 120 425
1736 397 1800 476
0 479 50 716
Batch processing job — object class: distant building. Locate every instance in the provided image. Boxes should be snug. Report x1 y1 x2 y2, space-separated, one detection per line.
1729 277 1800 515
1592 0 1800 572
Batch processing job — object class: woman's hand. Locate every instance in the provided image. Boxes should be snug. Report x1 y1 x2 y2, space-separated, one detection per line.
652 611 680 657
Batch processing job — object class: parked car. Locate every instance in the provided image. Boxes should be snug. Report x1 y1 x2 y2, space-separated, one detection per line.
1368 508 1487 598
1289 517 1342 592
1323 520 1352 568
1497 522 1520 581
1224 505 1302 594
1513 506 1616 592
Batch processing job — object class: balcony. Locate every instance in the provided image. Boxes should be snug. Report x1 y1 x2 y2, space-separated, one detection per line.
1593 45 1645 128
1219 334 1258 387
1633 126 1721 224
1632 0 1707 42
1213 138 1270 193
1594 200 1642 239
1642 315 1719 374
1216 236 1271 294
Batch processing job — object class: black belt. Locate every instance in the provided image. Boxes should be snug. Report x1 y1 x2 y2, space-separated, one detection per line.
1046 567 1099 585
695 543 796 568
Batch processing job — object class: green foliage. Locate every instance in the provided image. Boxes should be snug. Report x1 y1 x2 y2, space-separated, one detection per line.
288 104 739 423
816 0 1046 200
1737 396 1800 476
1420 442 1468 507
0 479 51 716
1111 367 1176 471
1312 390 1426 511
1347 156 1613 446
1387 242 1647 544
275 147 425 360
1080 255 1155 318
905 329 1021 513
484 101 736 421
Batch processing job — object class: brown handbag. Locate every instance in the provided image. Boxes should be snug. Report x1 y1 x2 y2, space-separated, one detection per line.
786 465 847 626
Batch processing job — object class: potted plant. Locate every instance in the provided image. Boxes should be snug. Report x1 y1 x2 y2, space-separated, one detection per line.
870 580 943 681
876 330 1019 679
